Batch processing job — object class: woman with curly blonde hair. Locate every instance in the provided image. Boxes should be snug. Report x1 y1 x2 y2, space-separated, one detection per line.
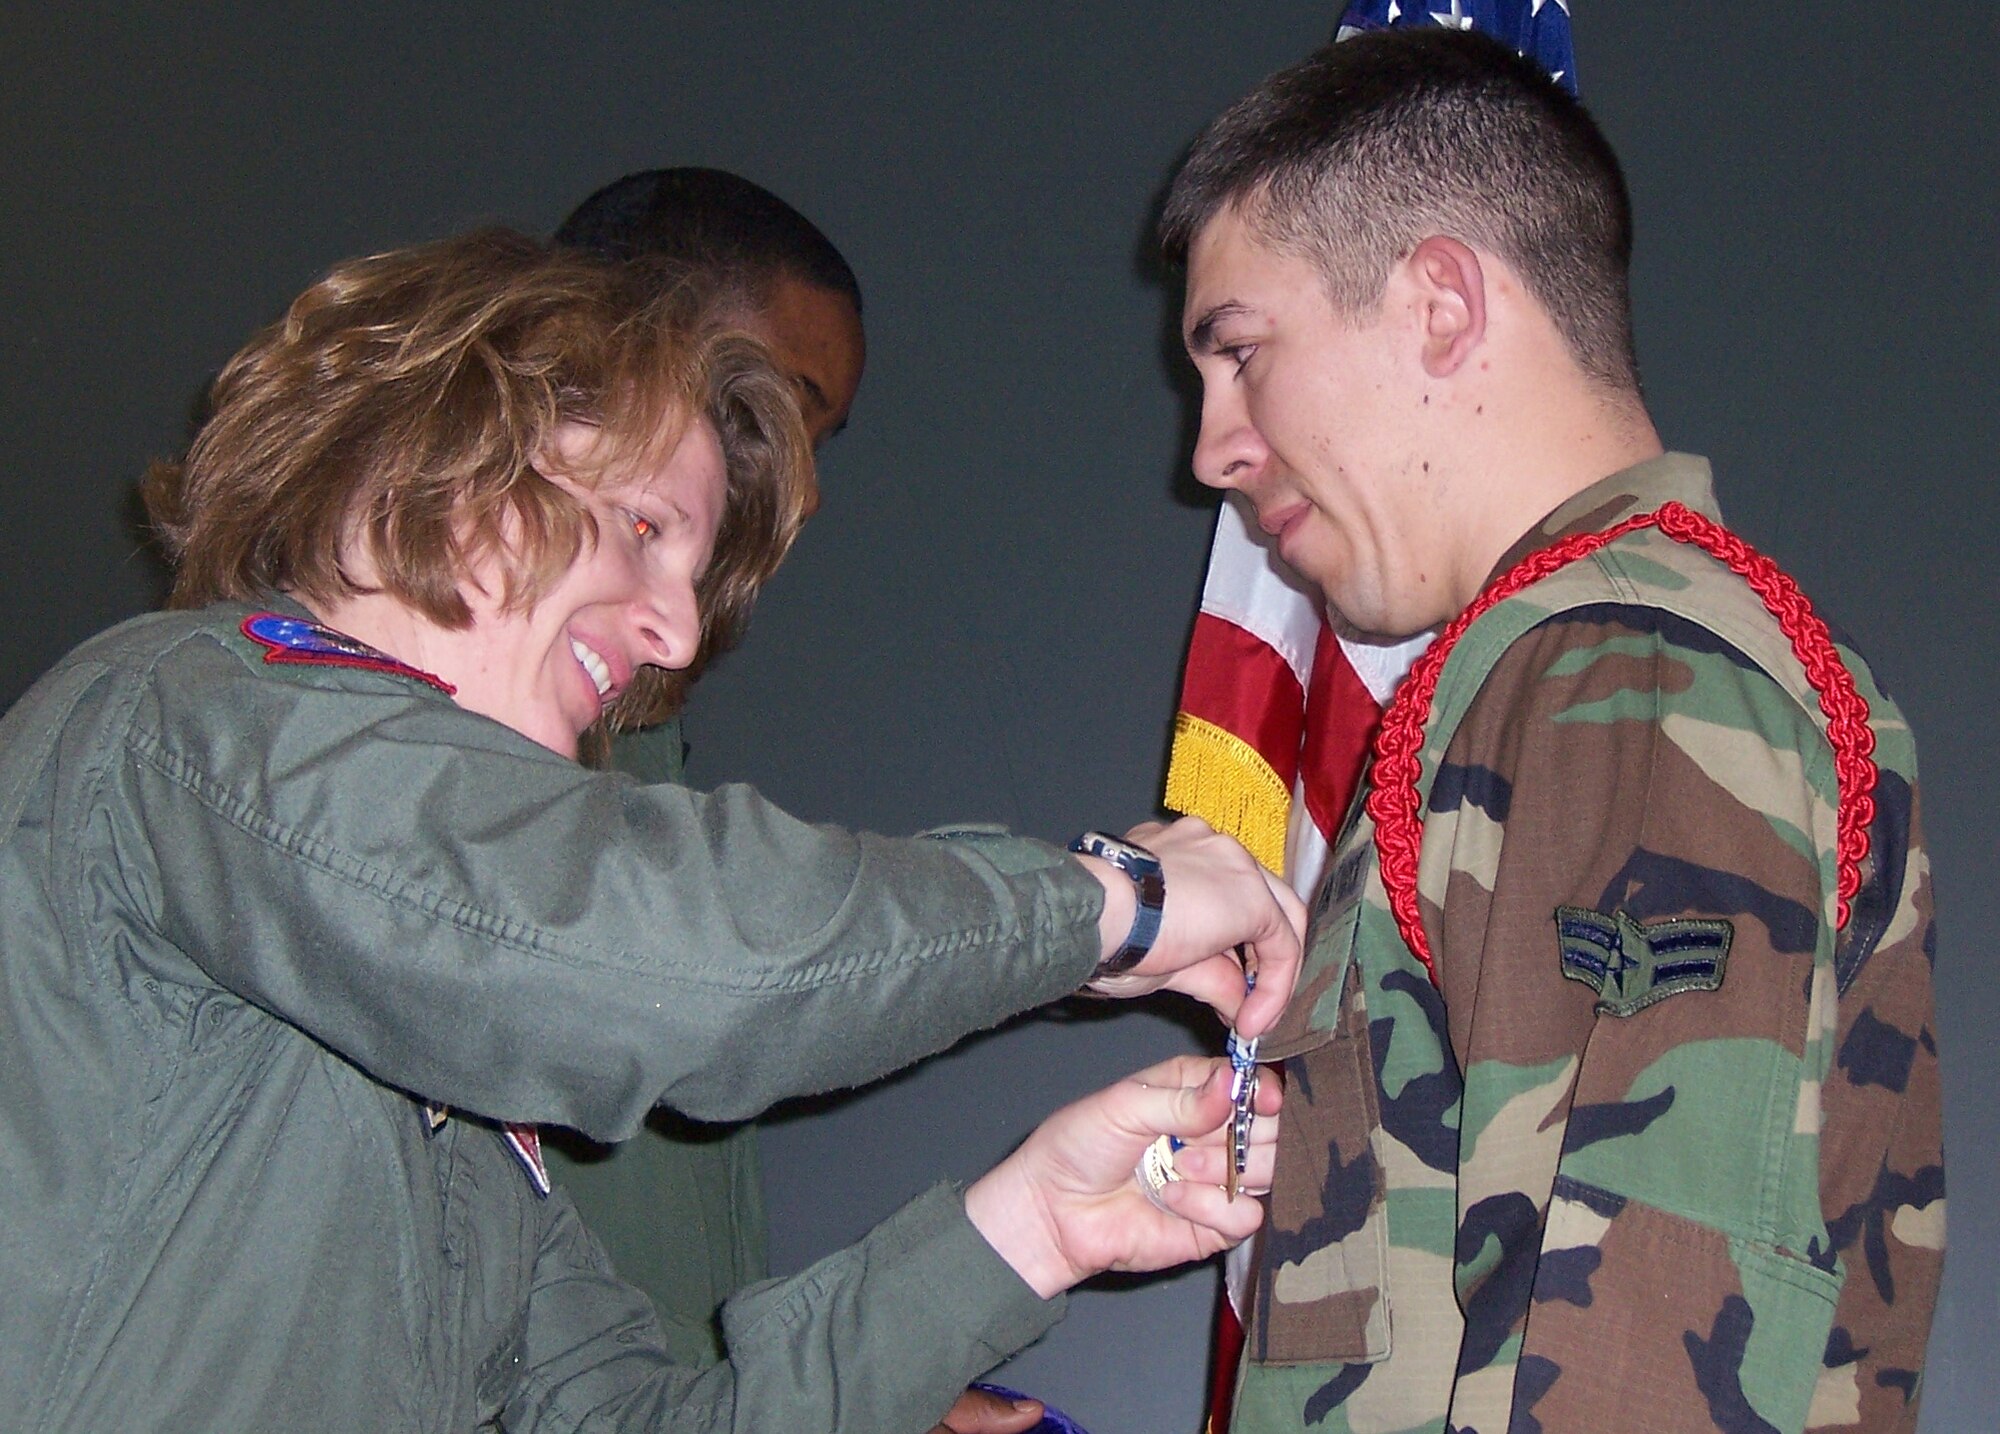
0 228 1297 1431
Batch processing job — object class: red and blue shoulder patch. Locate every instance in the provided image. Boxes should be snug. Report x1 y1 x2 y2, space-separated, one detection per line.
239 612 456 695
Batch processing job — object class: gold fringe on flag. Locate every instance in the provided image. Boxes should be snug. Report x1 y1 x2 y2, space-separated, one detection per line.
1163 712 1292 876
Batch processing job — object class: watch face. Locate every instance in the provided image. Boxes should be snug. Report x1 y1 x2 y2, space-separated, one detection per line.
1074 831 1161 875
1072 830 1166 979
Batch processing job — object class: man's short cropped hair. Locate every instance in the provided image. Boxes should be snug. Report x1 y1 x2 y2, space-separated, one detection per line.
1160 28 1638 394
555 167 862 316
143 228 812 729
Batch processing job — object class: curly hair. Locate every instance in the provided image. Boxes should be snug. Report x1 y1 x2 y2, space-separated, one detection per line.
143 228 812 730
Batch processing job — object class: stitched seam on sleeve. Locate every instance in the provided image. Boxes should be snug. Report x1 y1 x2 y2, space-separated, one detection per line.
126 726 1095 995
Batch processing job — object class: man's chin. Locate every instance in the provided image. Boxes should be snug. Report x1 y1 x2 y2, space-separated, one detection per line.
1325 604 1435 649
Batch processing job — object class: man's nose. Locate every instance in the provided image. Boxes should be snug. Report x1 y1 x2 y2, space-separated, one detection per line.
1190 386 1267 491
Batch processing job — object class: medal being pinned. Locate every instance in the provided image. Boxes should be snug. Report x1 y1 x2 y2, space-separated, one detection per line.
1225 964 1260 1203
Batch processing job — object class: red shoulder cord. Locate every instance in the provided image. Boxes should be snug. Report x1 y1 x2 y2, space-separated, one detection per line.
1366 501 1877 989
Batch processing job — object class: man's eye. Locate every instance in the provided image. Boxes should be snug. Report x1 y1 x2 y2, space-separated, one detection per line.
1223 344 1256 372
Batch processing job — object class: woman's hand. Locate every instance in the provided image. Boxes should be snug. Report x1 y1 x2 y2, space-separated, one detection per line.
962 1054 1282 1300
1073 817 1305 1040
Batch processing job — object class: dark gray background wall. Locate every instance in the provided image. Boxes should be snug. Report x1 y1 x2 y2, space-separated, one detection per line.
4 6 1991 1429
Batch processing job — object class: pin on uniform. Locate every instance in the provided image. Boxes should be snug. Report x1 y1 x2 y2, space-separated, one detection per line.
1132 954 1262 1210
1225 960 1260 1202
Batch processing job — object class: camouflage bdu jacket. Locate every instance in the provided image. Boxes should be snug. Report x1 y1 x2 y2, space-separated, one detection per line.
1232 455 1942 1434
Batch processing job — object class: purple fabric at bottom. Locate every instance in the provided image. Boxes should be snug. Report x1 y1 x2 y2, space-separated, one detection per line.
968 1381 1091 1434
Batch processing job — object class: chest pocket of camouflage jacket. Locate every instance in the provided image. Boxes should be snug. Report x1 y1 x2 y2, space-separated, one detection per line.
1250 897 1393 1366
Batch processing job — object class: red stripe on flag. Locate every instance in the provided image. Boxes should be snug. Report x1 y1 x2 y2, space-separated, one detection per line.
1178 613 1308 789
1206 1285 1246 1434
1299 624 1385 844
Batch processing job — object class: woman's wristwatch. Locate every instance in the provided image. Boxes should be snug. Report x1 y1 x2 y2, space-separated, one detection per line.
1067 830 1165 978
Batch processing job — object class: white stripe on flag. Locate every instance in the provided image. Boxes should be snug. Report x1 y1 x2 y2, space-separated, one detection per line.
1338 630 1434 707
1201 494 1324 694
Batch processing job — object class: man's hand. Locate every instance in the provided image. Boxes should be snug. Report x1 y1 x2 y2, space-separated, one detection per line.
962 1054 1282 1300
931 1385 1044 1433
1074 816 1305 1038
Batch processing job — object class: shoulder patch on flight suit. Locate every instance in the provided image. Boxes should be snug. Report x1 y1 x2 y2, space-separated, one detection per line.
1555 906 1733 1017
240 612 456 695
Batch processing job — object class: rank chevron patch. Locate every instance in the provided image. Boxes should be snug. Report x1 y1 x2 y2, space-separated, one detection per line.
1555 906 1733 1017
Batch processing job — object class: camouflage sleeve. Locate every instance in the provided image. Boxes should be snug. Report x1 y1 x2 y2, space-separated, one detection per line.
1424 603 1940 1433
1802 655 1942 1431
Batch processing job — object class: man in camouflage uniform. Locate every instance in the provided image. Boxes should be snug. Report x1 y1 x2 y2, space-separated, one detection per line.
1160 29 1942 1434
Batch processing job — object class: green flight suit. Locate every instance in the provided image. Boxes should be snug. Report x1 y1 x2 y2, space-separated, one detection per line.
0 598 1100 1431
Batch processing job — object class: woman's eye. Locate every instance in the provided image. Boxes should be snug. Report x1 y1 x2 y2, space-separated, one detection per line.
629 511 657 540
1224 344 1256 373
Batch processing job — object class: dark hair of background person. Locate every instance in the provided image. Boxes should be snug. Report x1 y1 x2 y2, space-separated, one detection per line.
556 166 864 316
1158 28 1638 396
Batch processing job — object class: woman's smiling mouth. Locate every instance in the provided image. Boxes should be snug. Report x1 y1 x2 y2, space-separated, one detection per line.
570 637 614 701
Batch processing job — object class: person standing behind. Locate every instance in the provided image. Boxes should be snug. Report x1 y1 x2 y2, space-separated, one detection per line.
545 165 865 1370
551 170 1052 1434
556 166 865 785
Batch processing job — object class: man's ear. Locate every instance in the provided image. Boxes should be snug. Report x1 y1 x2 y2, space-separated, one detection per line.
1407 236 1486 379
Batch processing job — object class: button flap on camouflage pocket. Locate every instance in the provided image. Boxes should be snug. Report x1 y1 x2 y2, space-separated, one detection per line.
1257 878 1364 1062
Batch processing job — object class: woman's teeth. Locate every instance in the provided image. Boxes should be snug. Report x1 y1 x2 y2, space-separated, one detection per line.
570 639 612 699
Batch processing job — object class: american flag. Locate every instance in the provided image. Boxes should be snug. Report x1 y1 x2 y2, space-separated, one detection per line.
1337 0 1576 95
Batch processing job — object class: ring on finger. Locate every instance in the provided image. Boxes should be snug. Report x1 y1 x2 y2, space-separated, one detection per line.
1134 1134 1184 1211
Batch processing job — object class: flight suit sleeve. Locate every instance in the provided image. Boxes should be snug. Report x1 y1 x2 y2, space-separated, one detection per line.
110 628 1104 1140
1424 604 1935 1433
499 1181 1062 1433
